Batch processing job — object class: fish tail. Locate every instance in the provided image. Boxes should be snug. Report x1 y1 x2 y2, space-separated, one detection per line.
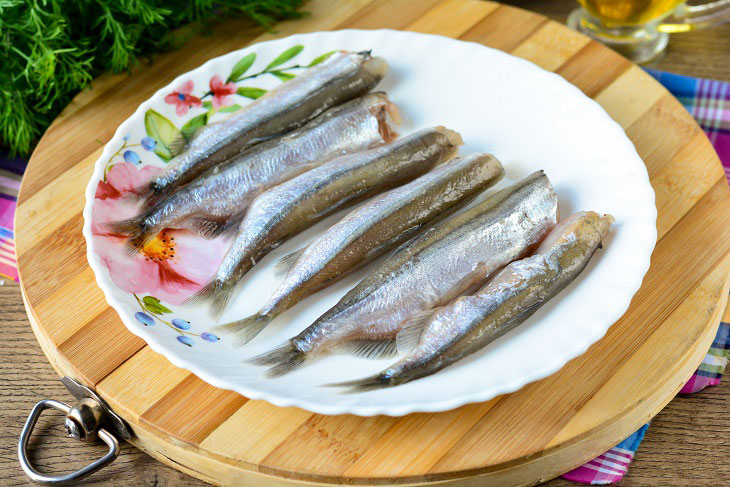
128 234 155 255
323 373 393 393
121 182 154 202
249 341 307 377
187 280 236 319
105 216 154 255
105 213 143 235
213 312 273 347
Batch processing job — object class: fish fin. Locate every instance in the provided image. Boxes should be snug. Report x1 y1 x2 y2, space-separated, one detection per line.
223 208 248 234
323 373 392 393
395 310 434 353
185 280 235 319
273 248 305 283
189 216 230 239
335 338 398 360
248 341 307 377
212 312 273 347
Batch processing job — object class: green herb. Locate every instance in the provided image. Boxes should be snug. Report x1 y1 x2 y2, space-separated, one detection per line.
0 0 304 157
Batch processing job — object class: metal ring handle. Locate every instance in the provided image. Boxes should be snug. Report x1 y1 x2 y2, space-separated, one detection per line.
18 399 120 485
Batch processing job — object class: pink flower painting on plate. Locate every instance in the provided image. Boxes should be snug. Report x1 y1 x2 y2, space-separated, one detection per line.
91 162 228 305
164 80 203 116
89 43 326 346
209 75 237 109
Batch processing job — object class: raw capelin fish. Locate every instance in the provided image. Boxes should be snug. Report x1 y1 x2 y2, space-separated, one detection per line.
138 50 388 200
198 126 464 316
331 211 614 392
251 170 558 377
217 153 505 346
108 93 398 250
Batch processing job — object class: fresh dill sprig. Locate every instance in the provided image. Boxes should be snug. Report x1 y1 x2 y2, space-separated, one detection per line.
0 0 304 157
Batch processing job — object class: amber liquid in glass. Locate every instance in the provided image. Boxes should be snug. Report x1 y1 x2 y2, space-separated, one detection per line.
577 0 684 25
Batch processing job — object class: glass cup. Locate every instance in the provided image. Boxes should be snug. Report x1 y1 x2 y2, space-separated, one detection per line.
567 0 730 63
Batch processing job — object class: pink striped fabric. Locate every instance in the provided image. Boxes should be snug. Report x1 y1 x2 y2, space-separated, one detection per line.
0 229 17 281
562 424 649 484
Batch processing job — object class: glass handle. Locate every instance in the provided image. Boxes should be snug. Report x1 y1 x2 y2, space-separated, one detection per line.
659 0 730 32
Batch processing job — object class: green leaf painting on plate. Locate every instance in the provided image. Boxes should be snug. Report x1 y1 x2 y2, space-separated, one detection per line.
270 71 296 81
144 109 182 161
218 104 243 113
307 50 337 67
142 295 173 314
237 87 267 99
143 45 335 160
180 113 208 142
227 52 256 82
264 45 304 70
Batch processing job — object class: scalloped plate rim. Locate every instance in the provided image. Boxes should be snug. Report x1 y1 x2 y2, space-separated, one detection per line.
82 29 657 417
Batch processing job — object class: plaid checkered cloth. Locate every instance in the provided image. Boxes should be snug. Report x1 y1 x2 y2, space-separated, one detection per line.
563 424 650 484
0 70 728 483
680 321 730 394
563 69 730 484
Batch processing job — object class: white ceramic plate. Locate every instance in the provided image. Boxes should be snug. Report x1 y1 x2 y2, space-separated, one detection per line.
83 29 656 416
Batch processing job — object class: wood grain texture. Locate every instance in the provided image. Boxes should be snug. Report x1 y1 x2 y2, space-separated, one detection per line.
3 276 727 487
4 0 730 485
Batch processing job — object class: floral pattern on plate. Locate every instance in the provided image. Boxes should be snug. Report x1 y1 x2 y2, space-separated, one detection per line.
89 45 336 346
82 30 656 415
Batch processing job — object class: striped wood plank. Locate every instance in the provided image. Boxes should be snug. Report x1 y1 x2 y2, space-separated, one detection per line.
15 1 730 485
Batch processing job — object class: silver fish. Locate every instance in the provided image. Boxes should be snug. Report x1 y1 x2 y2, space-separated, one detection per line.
252 171 558 376
141 51 388 199
109 93 398 248
218 153 505 345
200 126 464 316
332 211 614 391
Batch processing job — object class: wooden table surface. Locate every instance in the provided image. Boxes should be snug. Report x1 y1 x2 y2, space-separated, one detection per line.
2 1 728 485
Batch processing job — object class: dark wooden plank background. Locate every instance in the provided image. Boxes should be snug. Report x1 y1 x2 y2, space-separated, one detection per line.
2 0 728 485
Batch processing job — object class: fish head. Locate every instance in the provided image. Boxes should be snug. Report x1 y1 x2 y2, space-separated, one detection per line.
362 54 388 78
361 92 401 143
537 211 614 253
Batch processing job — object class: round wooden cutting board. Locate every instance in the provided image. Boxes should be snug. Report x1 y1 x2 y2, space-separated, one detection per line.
15 0 730 485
